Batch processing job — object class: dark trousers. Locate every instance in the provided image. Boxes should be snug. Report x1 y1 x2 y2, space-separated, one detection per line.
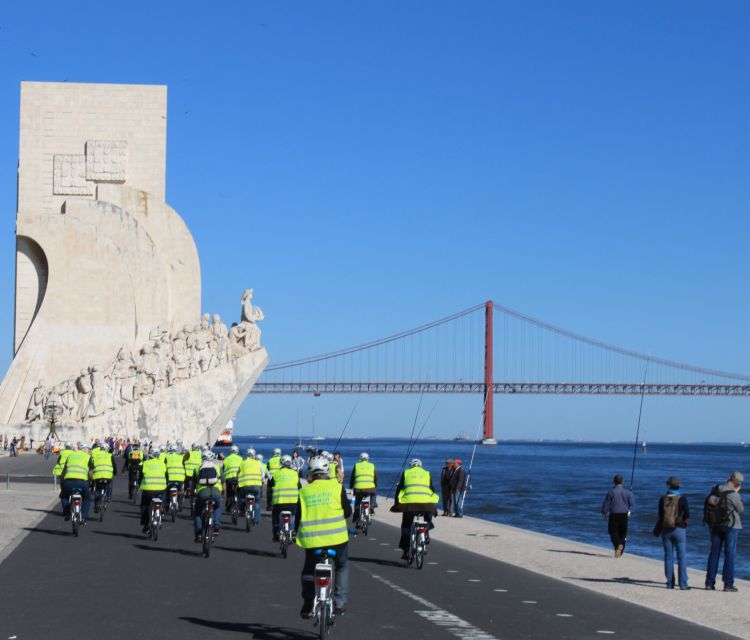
399 511 434 551
225 479 239 510
301 542 349 609
271 503 297 537
352 491 377 524
60 480 91 519
441 485 452 514
608 513 629 550
140 490 164 526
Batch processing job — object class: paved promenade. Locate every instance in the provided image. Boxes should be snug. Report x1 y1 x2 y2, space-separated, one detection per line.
0 455 744 639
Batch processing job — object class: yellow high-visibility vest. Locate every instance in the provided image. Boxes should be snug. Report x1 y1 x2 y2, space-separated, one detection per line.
297 478 348 549
398 467 438 504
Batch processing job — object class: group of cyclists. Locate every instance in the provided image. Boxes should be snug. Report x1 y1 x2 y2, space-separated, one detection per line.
52 438 440 623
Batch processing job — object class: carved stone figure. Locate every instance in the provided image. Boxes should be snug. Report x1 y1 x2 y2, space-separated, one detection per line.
112 346 136 405
76 369 93 420
229 322 248 358
137 344 159 397
88 365 109 417
193 320 213 373
212 314 229 365
240 289 264 352
171 330 189 382
26 381 47 422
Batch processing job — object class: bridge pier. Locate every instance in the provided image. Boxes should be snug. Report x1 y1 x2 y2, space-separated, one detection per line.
483 300 497 445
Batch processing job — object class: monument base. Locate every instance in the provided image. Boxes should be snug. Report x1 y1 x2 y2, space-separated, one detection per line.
482 438 498 445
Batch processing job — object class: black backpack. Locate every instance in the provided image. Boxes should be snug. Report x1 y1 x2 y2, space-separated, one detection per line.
703 484 733 529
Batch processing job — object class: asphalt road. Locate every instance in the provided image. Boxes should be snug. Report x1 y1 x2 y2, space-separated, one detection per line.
0 468 737 640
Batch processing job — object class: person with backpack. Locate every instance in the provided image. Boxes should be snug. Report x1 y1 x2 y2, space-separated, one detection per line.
704 471 744 592
601 474 635 558
654 476 690 589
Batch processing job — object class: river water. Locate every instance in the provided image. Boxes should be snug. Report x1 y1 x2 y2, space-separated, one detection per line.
222 436 749 580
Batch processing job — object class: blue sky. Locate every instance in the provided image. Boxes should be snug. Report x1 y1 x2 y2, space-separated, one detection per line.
0 2 748 441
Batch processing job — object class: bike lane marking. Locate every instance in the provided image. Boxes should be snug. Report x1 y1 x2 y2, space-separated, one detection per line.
363 570 499 640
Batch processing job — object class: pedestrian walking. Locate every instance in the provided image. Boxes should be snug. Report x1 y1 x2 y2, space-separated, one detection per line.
654 476 690 589
601 474 635 557
440 459 454 516
704 471 744 592
43 437 53 460
450 458 467 517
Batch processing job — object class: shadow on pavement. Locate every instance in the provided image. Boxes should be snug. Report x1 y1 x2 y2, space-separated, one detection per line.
22 527 70 537
546 548 610 558
350 555 405 568
24 507 58 515
213 545 280 559
178 617 317 638
92 530 149 540
133 543 202 557
571 576 665 589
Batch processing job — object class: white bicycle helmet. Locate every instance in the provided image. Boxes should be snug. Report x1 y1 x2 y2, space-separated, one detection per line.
246 448 256 458
281 454 293 468
167 444 177 453
230 444 240 454
359 452 369 461
273 448 281 456
64 441 73 449
308 455 330 477
202 449 215 461
409 458 422 468
192 443 201 451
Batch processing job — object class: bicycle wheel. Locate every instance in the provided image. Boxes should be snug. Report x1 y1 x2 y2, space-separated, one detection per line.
362 520 368 536
151 517 158 541
416 545 424 570
99 502 105 522
245 511 251 532
131 487 137 505
171 505 176 523
317 602 328 640
202 518 211 558
72 516 79 537
281 535 287 559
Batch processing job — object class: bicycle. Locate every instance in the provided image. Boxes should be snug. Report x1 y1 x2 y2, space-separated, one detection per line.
70 491 83 537
244 493 256 532
229 491 240 526
358 497 372 536
129 471 140 504
94 480 111 522
200 498 218 558
167 483 180 523
149 498 163 541
312 548 337 638
279 510 293 558
406 514 428 569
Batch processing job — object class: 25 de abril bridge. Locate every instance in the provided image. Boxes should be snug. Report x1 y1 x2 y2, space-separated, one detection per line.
252 301 750 443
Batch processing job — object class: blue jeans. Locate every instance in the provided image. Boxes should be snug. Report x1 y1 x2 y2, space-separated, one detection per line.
706 527 739 588
194 488 222 537
302 543 349 609
60 480 91 519
452 490 464 516
661 527 688 589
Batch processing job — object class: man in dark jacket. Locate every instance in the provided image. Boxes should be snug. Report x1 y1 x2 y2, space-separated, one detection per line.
440 459 454 516
449 459 467 518
657 476 690 590
705 470 744 592
601 474 635 557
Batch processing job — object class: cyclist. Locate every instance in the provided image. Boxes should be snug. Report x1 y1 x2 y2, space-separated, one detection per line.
60 444 93 522
266 448 282 509
222 444 243 512
123 441 144 499
295 455 352 619
257 454 269 504
183 443 202 497
270 454 301 541
350 452 378 527
53 441 74 478
193 449 223 543
92 442 115 508
393 458 439 560
237 448 262 525
139 449 167 534
165 443 186 501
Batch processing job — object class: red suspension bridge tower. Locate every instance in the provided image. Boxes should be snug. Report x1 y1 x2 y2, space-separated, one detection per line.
483 300 497 444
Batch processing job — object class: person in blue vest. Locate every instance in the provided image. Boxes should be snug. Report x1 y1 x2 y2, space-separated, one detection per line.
294 455 352 618
392 458 439 560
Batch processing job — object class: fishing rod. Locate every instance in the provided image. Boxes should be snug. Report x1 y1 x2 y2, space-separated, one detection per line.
458 395 488 513
332 400 359 452
386 392 424 500
629 358 650 492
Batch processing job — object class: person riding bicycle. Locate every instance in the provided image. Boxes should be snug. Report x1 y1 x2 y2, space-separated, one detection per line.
393 458 439 560
183 443 202 497
256 454 270 504
53 441 74 478
295 455 352 619
222 444 243 513
350 452 378 527
193 449 224 542
60 444 93 522
92 442 115 508
270 454 301 541
237 448 262 525
139 449 167 534
123 441 144 499
165 443 187 500
266 448 282 509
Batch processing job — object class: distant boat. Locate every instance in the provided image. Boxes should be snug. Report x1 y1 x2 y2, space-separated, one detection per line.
312 436 326 441
454 432 472 442
214 418 234 446
642 441 648 454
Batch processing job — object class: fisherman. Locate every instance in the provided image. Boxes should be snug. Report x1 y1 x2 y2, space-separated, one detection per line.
392 458 439 560
450 458 467 517
350 452 377 527
295 455 351 618
440 458 454 516
705 471 744 592
601 474 635 558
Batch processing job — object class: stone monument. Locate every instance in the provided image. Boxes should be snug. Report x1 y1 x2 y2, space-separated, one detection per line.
0 81 268 445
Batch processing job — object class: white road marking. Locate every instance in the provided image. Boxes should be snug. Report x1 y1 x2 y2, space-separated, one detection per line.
522 600 537 604
428 561 439 565
447 569 459 573
494 589 508 593
468 579 481 582
596 631 616 635
368 573 499 640
556 613 573 617
379 542 389 546
369 538 377 540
